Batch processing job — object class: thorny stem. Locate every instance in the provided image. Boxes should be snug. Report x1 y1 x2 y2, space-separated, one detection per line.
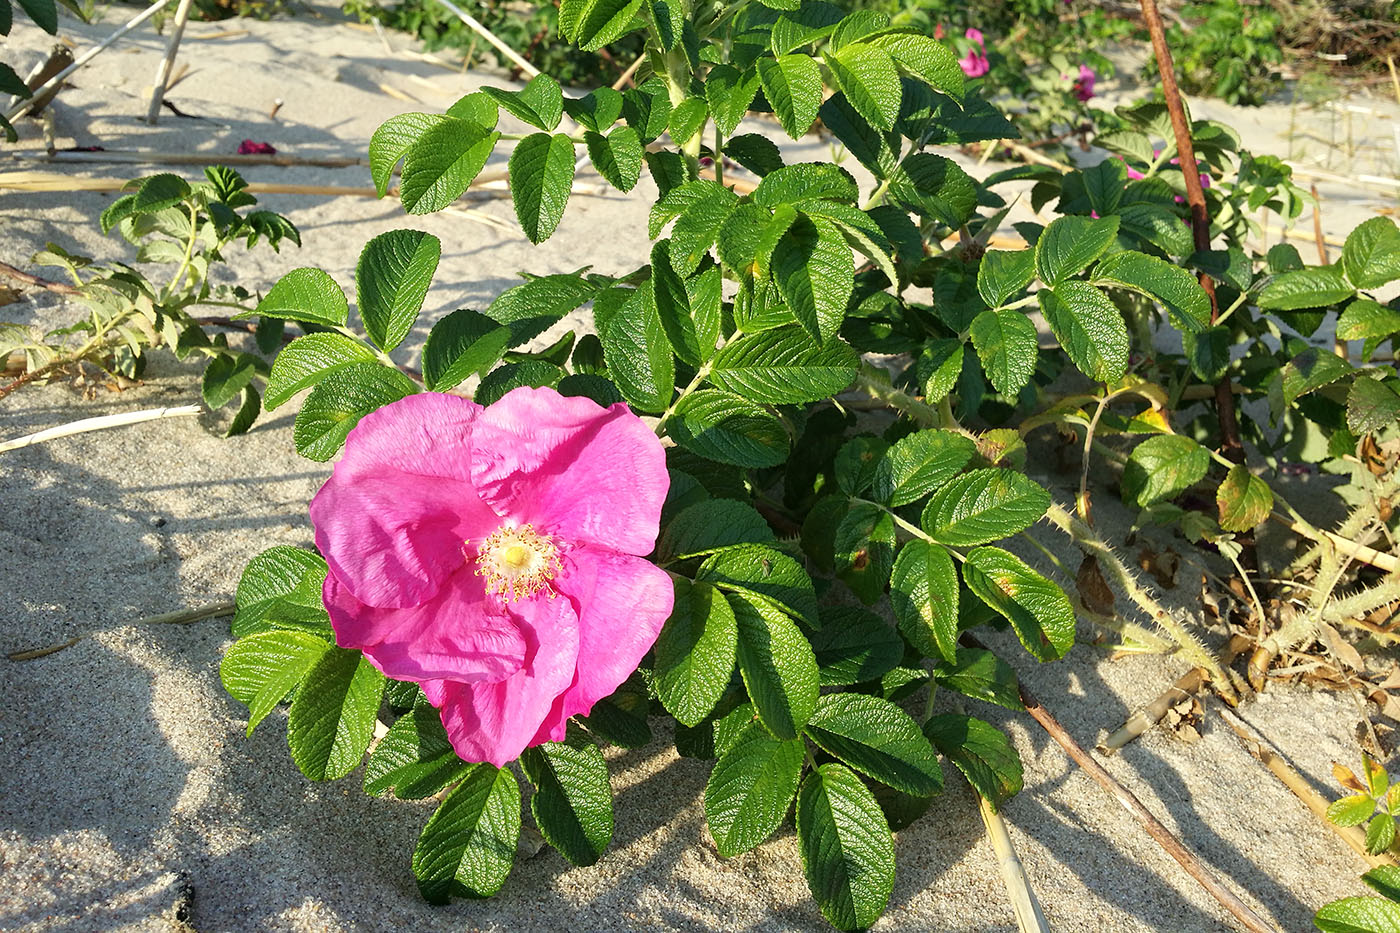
1043 501 1234 697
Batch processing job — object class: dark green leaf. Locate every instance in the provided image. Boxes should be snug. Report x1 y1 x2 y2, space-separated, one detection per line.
509 132 576 244
421 309 512 392
662 499 777 560
1122 434 1210 507
977 249 1036 309
932 645 1023 710
872 429 977 507
797 763 896 932
221 630 331 736
201 352 258 410
231 546 331 638
521 737 614 866
482 74 564 131
1092 249 1210 333
292 362 417 461
400 119 499 215
969 309 1038 396
599 287 673 413
585 125 643 192
728 591 820 740
773 214 854 344
364 700 472 799
1039 282 1130 384
1259 265 1355 310
834 501 895 604
890 539 960 663
962 546 1075 661
805 693 943 795
826 42 901 132
1035 214 1121 286
247 268 349 327
654 578 739 726
704 718 805 857
286 647 386 781
670 389 789 467
924 713 1022 806
710 326 858 403
1343 217 1400 289
1348 378 1400 436
922 469 1050 546
412 764 519 902
756 53 823 138
369 112 443 198
888 153 976 228
810 605 903 686
699 544 819 625
356 229 440 351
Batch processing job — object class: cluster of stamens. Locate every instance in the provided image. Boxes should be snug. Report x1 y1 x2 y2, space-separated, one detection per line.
472 523 561 601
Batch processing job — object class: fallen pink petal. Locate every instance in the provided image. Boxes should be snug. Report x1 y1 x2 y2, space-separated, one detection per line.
311 386 673 767
237 139 277 155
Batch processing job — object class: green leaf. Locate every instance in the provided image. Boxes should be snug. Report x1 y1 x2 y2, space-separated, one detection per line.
400 119 499 215
888 153 977 228
446 90 499 128
889 539 960 663
584 125 643 192
1216 463 1274 532
705 64 761 136
924 713 1022 806
872 429 977 507
488 273 598 324
1329 794 1380 828
568 0 643 51
1117 203 1194 258
932 645 1023 710
201 352 258 410
132 173 191 214
661 499 777 560
368 113 442 197
772 214 854 344
756 53 823 138
1369 812 1397 855
225 385 261 438
286 647 386 781
355 230 440 352
654 578 739 727
870 32 964 100
668 96 708 148
1364 865 1400 903
977 249 1036 309
962 546 1076 662
1038 282 1130 384
834 501 895 604
704 719 805 857
1348 378 1400 436
670 390 789 467
598 288 673 413
231 546 331 638
1314 897 1400 933
248 268 349 327
622 82 672 144
562 87 623 132
725 133 785 177
1259 265 1355 310
1343 217 1400 289
412 764 519 902
699 545 819 625
805 693 943 796
1123 434 1210 507
1280 347 1354 405
709 326 858 404
650 241 716 366
727 591 820 740
509 132 576 244
969 309 1038 396
292 363 417 462
483 74 564 131
922 469 1050 546
266 333 378 410
809 605 903 686
817 92 895 179
364 700 472 799
1092 250 1210 333
16 0 55 32
1035 214 1121 286
797 763 896 932
917 339 963 403
0 63 27 98
221 630 331 736
474 360 564 405
826 42 902 132
1338 299 1400 341
521 736 614 866
421 309 512 392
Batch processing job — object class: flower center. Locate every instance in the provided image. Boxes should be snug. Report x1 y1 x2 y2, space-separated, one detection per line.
473 523 561 601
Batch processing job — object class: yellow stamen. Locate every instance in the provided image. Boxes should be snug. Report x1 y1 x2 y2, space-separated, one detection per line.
472 523 561 601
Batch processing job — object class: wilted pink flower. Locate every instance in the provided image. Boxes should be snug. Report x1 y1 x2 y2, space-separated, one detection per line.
959 28 989 78
311 387 673 767
1072 64 1096 102
237 139 276 155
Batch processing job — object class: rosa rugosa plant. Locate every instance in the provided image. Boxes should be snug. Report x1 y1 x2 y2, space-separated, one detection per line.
215 0 1400 928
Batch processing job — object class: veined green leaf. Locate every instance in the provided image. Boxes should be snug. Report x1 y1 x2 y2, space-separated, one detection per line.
797 763 896 932
654 578 739 726
704 718 805 857
509 132 576 244
889 539 960 663
286 646 386 781
356 229 440 351
962 546 1076 662
412 764 519 902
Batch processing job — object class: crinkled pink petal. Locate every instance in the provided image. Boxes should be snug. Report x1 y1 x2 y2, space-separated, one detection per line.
468 386 668 557
532 545 674 743
965 27 984 45
959 51 989 78
424 592 581 767
323 569 526 683
311 393 499 609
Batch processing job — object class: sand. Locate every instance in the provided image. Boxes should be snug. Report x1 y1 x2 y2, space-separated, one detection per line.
2 5 1399 931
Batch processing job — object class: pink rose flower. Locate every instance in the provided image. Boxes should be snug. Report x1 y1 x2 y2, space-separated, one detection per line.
959 28 989 78
311 386 673 767
1072 64 1096 102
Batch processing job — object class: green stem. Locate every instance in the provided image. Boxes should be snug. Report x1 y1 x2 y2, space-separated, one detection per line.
164 201 202 299
860 178 891 212
654 338 726 437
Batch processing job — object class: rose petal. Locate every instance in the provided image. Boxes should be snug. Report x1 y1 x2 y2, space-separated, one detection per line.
424 592 580 767
324 569 526 683
536 545 674 738
311 393 500 608
468 386 668 557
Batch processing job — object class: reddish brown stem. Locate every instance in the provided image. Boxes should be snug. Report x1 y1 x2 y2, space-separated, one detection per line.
1139 0 1244 465
963 634 1277 933
0 261 80 295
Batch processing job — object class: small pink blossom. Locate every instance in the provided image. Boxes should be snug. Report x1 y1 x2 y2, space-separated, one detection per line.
1072 64 1096 102
934 22 945 39
311 387 673 767
959 28 989 78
